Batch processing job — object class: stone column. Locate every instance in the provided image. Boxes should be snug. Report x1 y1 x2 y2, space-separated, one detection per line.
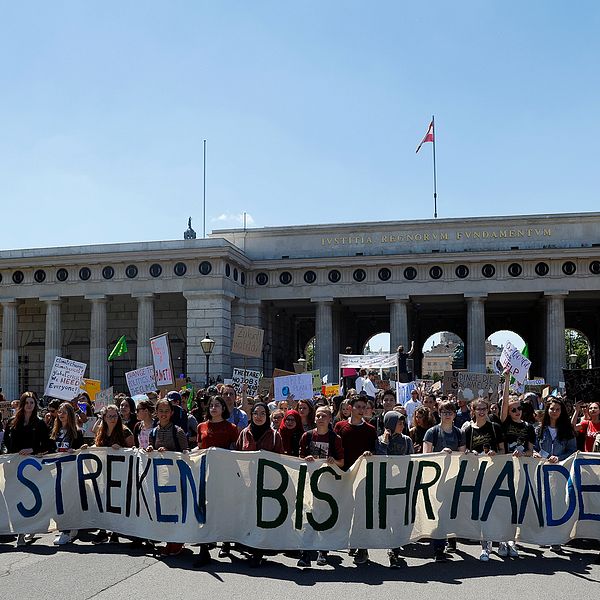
42 297 62 385
388 295 410 352
1 300 19 400
312 298 334 381
87 295 109 387
466 294 487 373
184 291 234 384
134 293 154 368
545 292 567 386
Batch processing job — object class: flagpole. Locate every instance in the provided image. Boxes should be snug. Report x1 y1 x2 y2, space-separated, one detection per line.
432 115 437 219
203 139 207 238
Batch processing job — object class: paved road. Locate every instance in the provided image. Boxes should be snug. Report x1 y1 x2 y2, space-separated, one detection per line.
0 533 598 600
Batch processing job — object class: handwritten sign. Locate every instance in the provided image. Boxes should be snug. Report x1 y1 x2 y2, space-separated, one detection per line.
94 387 114 412
500 341 531 385
321 384 340 397
80 379 101 400
441 370 466 395
126 366 157 396
231 325 264 358
456 372 501 402
309 370 322 393
274 373 313 401
45 357 87 401
232 368 261 396
150 333 174 387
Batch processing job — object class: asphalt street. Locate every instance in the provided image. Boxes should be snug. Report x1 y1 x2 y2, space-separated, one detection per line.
0 533 598 600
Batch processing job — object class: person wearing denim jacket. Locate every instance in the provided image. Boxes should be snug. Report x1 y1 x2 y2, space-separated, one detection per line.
533 397 577 463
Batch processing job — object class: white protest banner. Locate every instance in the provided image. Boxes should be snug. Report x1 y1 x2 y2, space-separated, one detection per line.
150 333 174 387
396 381 417 404
231 325 264 358
274 373 313 401
500 341 532 385
94 387 114 412
1 450 598 548
456 372 501 403
339 353 398 370
125 366 157 396
45 357 87 401
231 368 261 396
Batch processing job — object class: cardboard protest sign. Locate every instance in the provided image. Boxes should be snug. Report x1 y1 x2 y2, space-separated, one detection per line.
500 341 531 385
563 368 600 403
274 373 313 401
416 379 434 393
80 379 101 400
321 384 340 397
258 377 273 398
0 401 12 420
231 325 264 358
45 357 87 401
232 368 261 396
95 387 114 412
125 366 157 396
442 370 465 395
309 370 322 393
150 333 174 387
456 372 501 403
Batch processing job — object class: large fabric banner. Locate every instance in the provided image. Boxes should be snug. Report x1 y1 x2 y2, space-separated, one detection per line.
339 354 398 370
0 449 598 548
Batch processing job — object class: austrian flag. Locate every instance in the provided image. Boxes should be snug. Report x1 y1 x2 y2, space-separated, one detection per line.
416 120 434 153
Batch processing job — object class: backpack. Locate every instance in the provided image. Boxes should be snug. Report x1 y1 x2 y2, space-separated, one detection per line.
149 425 183 452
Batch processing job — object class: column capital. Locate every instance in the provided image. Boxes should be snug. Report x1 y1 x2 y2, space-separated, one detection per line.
132 292 155 300
40 296 61 303
386 295 410 303
464 293 488 301
183 290 235 301
543 291 569 299
0 298 18 306
85 294 108 302
311 297 334 304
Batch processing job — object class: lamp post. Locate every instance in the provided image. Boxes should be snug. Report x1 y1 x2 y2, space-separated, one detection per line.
569 353 578 370
200 333 215 387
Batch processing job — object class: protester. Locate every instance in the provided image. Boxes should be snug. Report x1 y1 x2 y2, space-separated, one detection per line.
194 395 238 567
4 391 51 546
279 409 303 456
333 395 376 565
270 408 285 430
334 399 352 424
534 397 577 462
297 405 344 567
146 398 189 556
223 384 249 429
409 407 434 453
371 389 397 436
50 402 84 545
453 396 471 428
573 401 600 452
133 399 156 449
404 388 422 426
118 395 138 432
236 402 283 566
297 399 315 432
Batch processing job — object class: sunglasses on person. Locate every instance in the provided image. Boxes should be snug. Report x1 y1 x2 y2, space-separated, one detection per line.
510 407 522 413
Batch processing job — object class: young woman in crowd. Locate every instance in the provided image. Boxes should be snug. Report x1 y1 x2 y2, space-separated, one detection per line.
270 408 285 430
463 398 504 562
279 409 303 456
375 410 413 568
5 391 51 546
91 404 135 545
573 401 600 452
50 402 84 546
118 395 138 432
409 407 434 453
334 399 352 424
534 397 577 463
146 398 188 556
194 395 239 567
235 402 283 566
133 399 156 449
297 399 315 431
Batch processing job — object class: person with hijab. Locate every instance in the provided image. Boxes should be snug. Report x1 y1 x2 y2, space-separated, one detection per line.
279 409 303 456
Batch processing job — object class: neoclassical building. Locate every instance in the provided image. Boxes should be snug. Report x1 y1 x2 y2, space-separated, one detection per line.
0 212 598 399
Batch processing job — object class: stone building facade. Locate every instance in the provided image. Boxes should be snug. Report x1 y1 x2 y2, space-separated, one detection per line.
1 212 599 399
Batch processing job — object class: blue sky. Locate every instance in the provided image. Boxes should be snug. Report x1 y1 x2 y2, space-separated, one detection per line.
1 1 599 250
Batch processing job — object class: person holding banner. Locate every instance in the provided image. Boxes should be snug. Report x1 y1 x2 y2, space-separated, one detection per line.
50 402 84 546
4 391 51 547
236 402 283 567
533 397 577 463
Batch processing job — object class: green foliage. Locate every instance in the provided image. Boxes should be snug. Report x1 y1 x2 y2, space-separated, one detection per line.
565 329 589 369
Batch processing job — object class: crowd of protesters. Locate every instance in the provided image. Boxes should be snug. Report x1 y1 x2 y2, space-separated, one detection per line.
1 367 599 568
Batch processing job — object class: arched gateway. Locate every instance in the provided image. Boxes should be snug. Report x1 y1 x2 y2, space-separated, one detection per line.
1 212 600 397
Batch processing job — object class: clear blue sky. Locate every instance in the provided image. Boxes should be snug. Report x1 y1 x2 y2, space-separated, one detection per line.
1 1 599 250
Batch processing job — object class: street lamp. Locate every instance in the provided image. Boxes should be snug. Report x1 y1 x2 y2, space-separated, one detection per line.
200 333 215 387
569 353 578 369
297 357 307 372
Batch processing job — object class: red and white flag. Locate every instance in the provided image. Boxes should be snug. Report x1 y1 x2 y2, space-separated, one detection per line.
416 120 434 153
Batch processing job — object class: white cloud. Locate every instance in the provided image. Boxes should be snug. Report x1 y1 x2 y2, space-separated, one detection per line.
212 212 255 226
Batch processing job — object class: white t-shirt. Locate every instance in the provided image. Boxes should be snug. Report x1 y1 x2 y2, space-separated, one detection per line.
404 399 422 426
355 376 367 393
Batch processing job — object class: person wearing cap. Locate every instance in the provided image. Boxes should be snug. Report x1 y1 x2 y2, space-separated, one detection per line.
375 410 413 568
